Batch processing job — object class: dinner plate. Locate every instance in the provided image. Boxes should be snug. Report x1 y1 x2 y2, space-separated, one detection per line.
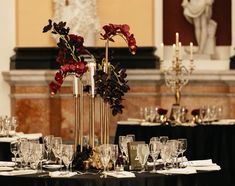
0 167 14 171
43 164 64 170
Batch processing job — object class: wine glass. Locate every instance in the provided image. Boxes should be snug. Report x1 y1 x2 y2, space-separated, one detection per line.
34 144 44 171
99 144 111 178
20 141 31 169
200 106 207 124
62 144 74 172
160 142 173 170
52 137 63 166
136 144 149 173
150 137 159 143
167 139 179 168
159 136 168 145
149 140 161 173
10 116 18 136
10 141 19 169
178 138 187 167
43 135 54 163
110 144 119 170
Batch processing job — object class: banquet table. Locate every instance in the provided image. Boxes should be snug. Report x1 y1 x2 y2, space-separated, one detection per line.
114 123 235 186
0 170 223 186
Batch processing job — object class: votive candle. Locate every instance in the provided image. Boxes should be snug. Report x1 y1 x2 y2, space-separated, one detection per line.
190 42 193 60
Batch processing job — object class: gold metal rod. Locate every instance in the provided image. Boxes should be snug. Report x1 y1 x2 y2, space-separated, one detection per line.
99 97 103 144
74 95 79 152
79 82 84 152
91 97 95 147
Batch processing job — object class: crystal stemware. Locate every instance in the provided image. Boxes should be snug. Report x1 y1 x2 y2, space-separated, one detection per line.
43 135 54 163
178 138 187 167
136 144 149 173
110 144 119 170
62 144 74 172
99 144 111 178
10 141 19 169
149 140 161 173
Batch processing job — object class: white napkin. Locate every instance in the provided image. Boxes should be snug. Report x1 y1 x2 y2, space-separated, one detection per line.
0 169 37 176
140 122 161 126
157 167 197 175
0 137 18 142
212 119 235 125
127 118 144 122
193 164 221 171
16 133 42 140
117 120 140 125
183 159 213 167
182 159 221 171
49 171 77 178
105 171 135 178
0 161 15 167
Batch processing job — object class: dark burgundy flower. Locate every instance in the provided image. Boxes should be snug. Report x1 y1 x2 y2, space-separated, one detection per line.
158 108 168 115
42 19 52 33
100 23 137 55
191 109 200 116
69 34 84 46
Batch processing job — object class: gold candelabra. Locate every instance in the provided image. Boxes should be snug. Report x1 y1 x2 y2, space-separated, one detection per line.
160 33 194 105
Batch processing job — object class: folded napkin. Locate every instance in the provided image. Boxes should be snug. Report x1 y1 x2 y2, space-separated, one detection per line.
0 169 37 176
157 167 197 175
105 171 135 178
0 161 15 167
182 159 221 171
117 120 140 125
141 122 161 126
127 118 144 122
49 171 77 178
183 159 213 167
193 164 221 171
0 137 18 142
16 133 42 140
212 119 235 125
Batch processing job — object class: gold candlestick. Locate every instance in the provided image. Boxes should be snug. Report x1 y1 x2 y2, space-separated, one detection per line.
163 33 194 106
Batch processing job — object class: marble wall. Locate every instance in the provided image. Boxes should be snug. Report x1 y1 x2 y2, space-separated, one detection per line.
3 69 235 141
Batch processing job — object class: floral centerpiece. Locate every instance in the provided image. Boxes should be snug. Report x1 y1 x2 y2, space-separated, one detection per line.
43 19 137 115
43 19 137 170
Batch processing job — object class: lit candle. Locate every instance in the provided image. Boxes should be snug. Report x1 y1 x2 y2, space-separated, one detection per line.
89 62 96 98
190 42 193 60
179 42 182 60
176 32 179 47
173 44 176 59
160 43 164 61
73 76 79 95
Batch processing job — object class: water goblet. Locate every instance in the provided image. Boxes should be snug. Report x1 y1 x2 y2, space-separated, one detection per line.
178 138 187 167
110 144 119 170
159 136 168 145
160 142 173 170
149 140 161 173
136 144 149 173
99 144 111 178
62 144 74 172
10 141 19 169
52 137 63 166
43 135 54 163
20 141 31 169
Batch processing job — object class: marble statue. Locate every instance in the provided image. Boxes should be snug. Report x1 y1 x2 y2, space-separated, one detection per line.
52 0 100 46
182 0 217 55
